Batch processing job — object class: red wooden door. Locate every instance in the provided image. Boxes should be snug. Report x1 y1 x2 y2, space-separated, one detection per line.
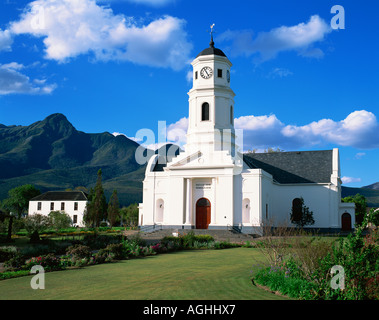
196 198 211 229
341 213 351 231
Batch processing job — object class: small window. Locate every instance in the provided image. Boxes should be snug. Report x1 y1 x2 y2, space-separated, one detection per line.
74 202 78 211
37 202 42 211
50 202 54 211
61 202 65 211
202 102 210 121
230 106 234 125
73 215 78 224
217 69 223 78
195 71 198 80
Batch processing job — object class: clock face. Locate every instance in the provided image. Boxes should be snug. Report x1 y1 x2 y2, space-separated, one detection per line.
200 66 213 79
227 70 230 83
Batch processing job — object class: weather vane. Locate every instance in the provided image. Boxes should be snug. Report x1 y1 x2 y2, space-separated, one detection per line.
209 23 215 47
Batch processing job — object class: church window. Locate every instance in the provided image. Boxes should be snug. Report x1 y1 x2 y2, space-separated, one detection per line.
230 106 234 125
61 202 65 211
37 202 42 211
202 103 210 121
195 71 198 80
217 69 223 78
50 202 54 211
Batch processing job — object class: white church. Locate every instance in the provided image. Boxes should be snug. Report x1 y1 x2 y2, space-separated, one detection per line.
138 35 355 234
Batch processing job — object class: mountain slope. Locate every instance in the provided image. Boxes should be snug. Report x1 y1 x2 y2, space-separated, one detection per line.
0 113 147 206
363 182 379 190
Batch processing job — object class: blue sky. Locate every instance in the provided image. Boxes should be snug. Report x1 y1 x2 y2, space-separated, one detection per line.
0 0 378 188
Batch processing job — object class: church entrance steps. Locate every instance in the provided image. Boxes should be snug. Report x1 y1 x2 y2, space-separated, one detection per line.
136 228 259 244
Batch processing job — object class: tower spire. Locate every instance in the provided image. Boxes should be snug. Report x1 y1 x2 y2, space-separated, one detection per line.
209 23 215 48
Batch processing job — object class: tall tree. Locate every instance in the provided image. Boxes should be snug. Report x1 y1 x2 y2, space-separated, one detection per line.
92 169 107 227
107 190 120 227
290 197 315 228
3 184 41 218
342 193 367 225
2 184 41 240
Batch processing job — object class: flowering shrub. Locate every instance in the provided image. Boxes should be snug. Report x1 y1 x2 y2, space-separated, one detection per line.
24 254 64 272
65 244 92 266
252 212 379 300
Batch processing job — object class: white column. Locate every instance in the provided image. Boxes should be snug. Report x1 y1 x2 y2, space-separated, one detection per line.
185 178 192 225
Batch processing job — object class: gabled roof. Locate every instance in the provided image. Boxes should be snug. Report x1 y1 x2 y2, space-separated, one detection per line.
31 191 88 201
243 150 333 184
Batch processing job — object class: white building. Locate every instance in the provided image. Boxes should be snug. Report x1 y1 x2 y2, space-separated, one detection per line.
28 191 88 227
138 37 355 234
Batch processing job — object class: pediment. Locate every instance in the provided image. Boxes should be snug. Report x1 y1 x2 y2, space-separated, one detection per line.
167 151 203 169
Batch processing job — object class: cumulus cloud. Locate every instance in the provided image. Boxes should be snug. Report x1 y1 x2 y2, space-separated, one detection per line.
103 0 176 6
0 62 56 95
217 15 331 62
9 0 192 70
157 110 379 151
341 176 362 184
0 29 13 51
281 110 379 149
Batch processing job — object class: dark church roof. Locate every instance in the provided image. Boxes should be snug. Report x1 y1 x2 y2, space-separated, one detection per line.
31 191 88 201
196 36 227 58
197 46 227 58
243 150 333 184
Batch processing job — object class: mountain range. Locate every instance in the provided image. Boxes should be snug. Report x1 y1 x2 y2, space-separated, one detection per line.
0 113 378 207
0 113 147 206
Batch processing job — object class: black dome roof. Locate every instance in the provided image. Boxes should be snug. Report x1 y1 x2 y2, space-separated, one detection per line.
196 37 227 58
196 46 226 58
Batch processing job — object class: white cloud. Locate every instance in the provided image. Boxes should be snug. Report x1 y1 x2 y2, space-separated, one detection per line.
0 29 13 51
0 62 57 95
116 110 379 152
101 0 176 6
217 15 331 62
355 152 366 159
167 117 188 146
281 110 379 149
341 176 362 184
10 0 192 70
267 67 293 79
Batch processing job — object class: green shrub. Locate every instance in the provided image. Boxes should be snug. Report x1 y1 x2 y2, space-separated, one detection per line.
0 270 30 280
4 252 25 271
24 254 64 272
66 244 92 265
0 246 18 262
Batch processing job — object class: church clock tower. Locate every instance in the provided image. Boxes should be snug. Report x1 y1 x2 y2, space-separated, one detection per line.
185 32 236 156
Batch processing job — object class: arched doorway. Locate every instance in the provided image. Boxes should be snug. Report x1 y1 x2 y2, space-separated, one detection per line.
341 212 352 231
196 198 211 229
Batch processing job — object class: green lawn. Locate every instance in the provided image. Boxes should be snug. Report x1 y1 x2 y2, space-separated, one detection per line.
0 248 288 300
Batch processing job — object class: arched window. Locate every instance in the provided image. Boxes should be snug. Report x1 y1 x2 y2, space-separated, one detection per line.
202 103 210 121
291 198 303 223
156 199 164 223
242 198 250 224
230 106 234 125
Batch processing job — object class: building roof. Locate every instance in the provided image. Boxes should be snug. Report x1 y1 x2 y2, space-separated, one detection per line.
30 191 88 201
243 150 333 184
196 37 227 58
